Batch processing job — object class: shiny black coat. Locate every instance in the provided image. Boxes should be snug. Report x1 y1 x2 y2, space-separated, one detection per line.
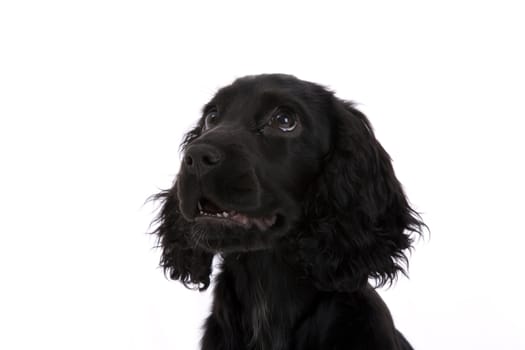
152 74 424 349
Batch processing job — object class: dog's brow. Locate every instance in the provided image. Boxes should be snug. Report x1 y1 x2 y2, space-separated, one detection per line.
260 90 292 102
257 91 303 112
202 102 216 114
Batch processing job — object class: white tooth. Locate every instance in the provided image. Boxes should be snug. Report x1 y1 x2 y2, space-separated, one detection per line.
223 211 228 217
197 201 202 211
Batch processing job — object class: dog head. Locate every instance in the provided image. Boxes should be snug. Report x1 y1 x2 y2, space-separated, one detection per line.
152 74 424 291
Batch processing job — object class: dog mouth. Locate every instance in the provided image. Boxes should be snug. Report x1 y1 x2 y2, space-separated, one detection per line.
196 198 278 231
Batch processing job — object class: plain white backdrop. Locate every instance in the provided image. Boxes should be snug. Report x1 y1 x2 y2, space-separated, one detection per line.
1 1 524 349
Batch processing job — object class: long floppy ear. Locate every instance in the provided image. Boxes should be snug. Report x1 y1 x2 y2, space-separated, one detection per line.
151 186 213 291
300 98 424 292
150 124 214 291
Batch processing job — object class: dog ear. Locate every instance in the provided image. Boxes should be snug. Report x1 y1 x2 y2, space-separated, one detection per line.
300 98 424 292
151 186 213 291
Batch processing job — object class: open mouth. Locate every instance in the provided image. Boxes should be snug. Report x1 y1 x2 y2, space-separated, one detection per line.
196 198 277 231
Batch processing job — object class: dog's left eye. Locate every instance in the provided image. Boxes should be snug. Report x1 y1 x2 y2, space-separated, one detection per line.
268 109 297 132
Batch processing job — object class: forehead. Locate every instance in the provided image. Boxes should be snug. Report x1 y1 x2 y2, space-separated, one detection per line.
206 75 330 112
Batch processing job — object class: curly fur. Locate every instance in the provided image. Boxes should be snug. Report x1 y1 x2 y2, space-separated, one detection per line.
151 74 425 350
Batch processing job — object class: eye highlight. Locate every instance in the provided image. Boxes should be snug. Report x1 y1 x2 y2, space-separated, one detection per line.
203 108 219 131
268 108 298 132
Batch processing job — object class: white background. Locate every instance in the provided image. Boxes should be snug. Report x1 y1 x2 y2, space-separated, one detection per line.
1 1 524 349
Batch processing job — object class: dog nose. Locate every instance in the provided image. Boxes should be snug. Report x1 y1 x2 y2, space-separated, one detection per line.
184 144 223 175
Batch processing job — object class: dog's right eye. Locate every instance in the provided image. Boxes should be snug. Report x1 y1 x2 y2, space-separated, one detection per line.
203 109 219 131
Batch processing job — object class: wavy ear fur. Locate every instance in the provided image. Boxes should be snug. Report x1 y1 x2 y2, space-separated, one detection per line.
150 124 213 291
300 98 424 292
151 187 213 291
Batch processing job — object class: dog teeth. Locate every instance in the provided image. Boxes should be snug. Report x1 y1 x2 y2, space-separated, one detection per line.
197 209 277 230
198 210 231 218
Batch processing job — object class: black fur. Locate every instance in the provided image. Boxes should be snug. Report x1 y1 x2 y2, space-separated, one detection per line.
151 74 424 349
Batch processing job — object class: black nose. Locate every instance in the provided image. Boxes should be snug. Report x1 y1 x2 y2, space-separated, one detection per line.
184 144 223 175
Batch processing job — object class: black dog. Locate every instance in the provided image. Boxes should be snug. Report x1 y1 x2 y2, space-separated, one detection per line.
152 74 424 350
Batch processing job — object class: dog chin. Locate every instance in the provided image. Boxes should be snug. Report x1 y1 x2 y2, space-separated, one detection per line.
189 219 284 253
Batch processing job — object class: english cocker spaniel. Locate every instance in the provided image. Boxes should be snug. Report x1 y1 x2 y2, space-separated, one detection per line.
152 74 424 350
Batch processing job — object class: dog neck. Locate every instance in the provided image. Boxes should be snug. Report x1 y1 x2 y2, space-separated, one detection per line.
214 249 318 350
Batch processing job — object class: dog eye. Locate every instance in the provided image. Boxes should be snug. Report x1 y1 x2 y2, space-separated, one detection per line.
203 109 219 131
268 109 297 132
